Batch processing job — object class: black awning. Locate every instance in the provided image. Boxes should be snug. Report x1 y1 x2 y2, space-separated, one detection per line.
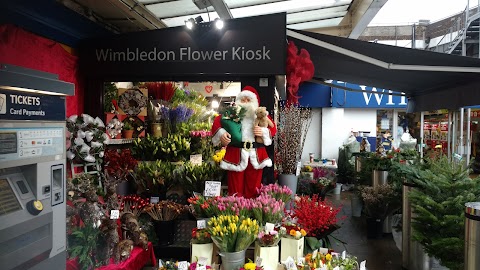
287 29 480 112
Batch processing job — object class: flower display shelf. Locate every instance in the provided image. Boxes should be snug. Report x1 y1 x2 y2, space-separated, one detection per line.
67 242 156 270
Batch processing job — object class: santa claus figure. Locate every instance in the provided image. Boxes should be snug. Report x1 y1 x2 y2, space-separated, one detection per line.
211 86 277 198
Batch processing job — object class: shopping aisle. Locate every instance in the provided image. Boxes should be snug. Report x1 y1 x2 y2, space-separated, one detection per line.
328 191 403 270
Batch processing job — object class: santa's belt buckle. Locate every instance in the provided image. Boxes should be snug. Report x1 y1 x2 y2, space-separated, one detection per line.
243 141 253 151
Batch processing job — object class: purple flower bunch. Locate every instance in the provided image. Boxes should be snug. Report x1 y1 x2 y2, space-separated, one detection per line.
257 183 293 204
170 104 194 124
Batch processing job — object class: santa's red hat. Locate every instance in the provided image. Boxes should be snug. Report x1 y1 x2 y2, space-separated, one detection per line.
236 86 260 105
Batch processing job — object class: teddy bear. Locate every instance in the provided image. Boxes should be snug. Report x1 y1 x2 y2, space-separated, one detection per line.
254 107 274 144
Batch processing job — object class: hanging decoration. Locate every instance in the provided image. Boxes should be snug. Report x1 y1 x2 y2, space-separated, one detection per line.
286 41 315 105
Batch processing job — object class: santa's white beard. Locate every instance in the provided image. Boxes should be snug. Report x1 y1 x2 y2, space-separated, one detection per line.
239 102 258 119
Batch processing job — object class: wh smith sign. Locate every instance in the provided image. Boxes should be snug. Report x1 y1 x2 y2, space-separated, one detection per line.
331 81 408 108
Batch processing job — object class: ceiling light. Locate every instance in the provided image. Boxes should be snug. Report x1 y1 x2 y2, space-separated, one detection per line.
215 19 224 30
211 100 219 109
185 19 194 29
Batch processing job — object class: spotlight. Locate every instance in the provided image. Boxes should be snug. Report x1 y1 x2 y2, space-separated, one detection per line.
185 18 194 29
215 19 224 30
195 16 204 24
211 99 219 109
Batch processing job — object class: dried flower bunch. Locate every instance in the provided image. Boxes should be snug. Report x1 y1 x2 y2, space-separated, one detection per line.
275 104 312 174
143 200 187 221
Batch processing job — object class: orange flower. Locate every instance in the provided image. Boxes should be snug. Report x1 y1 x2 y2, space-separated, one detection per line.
300 229 307 236
289 229 296 236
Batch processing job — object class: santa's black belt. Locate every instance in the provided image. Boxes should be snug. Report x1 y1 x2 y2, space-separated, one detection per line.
229 141 265 150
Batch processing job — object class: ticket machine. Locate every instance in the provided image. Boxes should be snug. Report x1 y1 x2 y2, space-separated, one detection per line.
0 64 74 270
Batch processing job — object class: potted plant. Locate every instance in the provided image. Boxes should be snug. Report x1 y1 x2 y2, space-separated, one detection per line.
275 104 312 201
133 160 177 199
178 161 223 195
254 225 285 270
103 148 138 195
122 122 134 139
360 184 398 239
190 227 214 265
131 134 163 161
159 133 191 163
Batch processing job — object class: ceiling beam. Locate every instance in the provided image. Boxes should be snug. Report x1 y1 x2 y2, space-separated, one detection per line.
108 0 167 29
208 0 233 19
308 0 387 38
342 0 388 38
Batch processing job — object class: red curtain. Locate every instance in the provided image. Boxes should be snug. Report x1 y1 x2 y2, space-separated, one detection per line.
0 24 83 116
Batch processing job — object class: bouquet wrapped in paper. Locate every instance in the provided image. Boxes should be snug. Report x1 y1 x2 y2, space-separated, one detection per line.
219 105 246 145
207 215 259 252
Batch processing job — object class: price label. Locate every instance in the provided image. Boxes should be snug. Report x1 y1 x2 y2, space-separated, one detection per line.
255 257 263 266
265 222 275 233
297 257 305 265
178 261 189 270
198 257 208 266
110 210 120 219
197 265 206 270
197 220 206 229
285 257 296 270
204 181 221 197
319 247 329 254
360 260 366 270
342 251 346 260
151 197 159 204
158 260 164 268
312 249 318 259
190 154 203 166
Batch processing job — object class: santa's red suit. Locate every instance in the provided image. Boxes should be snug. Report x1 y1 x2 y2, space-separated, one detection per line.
211 86 276 198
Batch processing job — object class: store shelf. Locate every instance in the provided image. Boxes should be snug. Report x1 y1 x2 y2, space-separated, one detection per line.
105 138 134 145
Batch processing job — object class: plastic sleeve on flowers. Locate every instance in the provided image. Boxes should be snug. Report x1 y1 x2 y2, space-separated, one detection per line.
212 128 227 146
261 127 272 146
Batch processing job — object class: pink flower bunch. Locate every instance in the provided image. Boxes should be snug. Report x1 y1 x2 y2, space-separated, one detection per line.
257 183 293 204
213 196 253 217
252 194 285 225
190 130 212 138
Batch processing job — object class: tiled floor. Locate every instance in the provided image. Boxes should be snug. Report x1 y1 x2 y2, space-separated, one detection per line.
327 191 403 270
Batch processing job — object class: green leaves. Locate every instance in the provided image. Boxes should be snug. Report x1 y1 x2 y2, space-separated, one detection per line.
68 223 102 270
178 161 223 195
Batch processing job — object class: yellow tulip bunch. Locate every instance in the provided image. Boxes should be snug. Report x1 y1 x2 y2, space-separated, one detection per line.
212 148 226 163
207 215 259 252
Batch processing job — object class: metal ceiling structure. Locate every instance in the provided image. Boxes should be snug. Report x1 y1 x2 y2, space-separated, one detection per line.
58 0 386 37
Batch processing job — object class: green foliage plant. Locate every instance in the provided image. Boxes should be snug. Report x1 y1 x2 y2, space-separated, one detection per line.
134 160 177 195
177 161 223 195
68 223 104 270
402 157 480 270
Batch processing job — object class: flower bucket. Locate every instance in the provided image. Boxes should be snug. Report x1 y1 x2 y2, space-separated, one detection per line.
191 243 214 266
116 181 130 196
366 218 383 239
351 195 363 217
151 123 163 138
278 174 297 209
280 237 304 261
154 220 176 246
333 183 342 195
254 243 279 270
219 249 246 270
372 170 388 187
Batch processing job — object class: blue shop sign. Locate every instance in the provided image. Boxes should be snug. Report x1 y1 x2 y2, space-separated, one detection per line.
331 81 408 108
298 82 331 108
0 89 66 121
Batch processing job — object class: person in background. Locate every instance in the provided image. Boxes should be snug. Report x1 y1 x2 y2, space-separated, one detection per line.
381 130 393 151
